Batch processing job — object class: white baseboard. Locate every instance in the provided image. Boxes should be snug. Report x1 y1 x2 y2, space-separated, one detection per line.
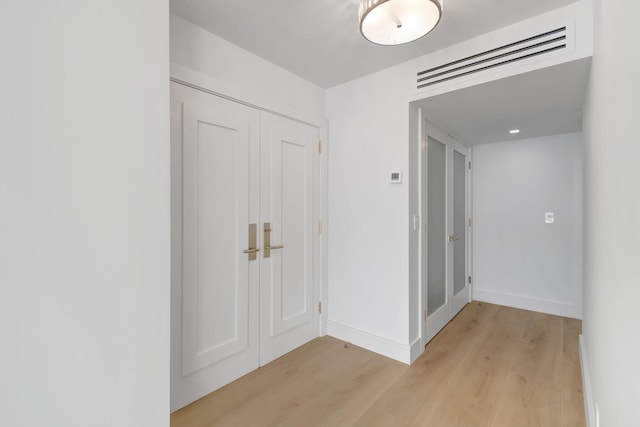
579 334 596 427
326 321 413 365
473 288 581 319
409 337 424 364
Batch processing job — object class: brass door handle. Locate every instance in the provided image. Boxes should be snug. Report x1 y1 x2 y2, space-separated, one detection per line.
263 222 284 258
448 234 459 242
245 224 259 260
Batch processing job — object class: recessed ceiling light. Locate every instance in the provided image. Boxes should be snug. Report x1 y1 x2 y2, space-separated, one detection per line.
509 129 520 134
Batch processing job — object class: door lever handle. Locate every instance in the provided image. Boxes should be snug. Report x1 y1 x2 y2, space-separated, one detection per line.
263 222 284 258
244 224 259 260
448 234 459 242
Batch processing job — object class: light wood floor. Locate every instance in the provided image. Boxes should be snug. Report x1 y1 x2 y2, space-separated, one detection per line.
171 302 585 427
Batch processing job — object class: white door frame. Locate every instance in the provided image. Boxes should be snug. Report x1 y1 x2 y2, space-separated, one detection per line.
419 117 472 349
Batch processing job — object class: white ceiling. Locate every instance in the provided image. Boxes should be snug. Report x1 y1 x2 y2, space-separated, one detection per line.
170 0 579 89
414 58 591 145
170 0 589 143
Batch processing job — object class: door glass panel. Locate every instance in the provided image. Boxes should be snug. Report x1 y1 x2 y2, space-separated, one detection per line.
453 150 466 295
427 137 446 315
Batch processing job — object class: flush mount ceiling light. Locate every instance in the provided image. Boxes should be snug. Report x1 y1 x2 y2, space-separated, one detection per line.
358 0 442 46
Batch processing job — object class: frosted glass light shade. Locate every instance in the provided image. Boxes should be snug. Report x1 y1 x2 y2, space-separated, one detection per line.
359 0 442 45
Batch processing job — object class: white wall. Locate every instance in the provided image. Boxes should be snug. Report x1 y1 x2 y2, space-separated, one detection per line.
582 0 640 425
325 2 591 363
472 133 583 319
326 66 413 362
170 15 325 127
0 2 170 426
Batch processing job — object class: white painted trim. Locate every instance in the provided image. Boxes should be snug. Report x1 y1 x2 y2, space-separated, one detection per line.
170 62 324 128
473 288 581 319
467 146 474 307
426 304 452 343
409 337 423 364
418 111 428 350
408 105 423 358
326 321 412 365
425 120 471 149
579 334 596 427
319 121 329 337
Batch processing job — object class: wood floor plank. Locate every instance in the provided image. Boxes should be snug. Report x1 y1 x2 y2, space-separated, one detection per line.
170 302 586 427
353 301 499 426
170 337 345 427
512 313 564 388
282 349 405 427
204 341 377 426
490 372 562 427
409 305 529 427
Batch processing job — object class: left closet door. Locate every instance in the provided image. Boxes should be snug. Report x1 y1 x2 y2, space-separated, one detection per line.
170 82 260 411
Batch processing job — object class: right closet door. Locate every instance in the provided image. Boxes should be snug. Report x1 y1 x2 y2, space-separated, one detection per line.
425 135 470 343
259 111 319 366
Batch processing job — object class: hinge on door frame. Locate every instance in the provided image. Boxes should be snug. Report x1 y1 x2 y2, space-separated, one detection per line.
318 221 322 234
468 218 472 227
468 161 471 170
468 276 472 284
318 140 322 154
318 302 322 314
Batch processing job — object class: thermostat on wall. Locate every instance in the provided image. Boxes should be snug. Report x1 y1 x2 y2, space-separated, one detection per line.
390 171 402 183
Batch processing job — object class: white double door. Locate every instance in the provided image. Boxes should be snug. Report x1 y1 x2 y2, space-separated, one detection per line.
170 82 319 411
423 132 470 344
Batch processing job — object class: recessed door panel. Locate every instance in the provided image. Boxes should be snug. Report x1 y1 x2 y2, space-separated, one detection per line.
279 141 310 324
185 115 246 373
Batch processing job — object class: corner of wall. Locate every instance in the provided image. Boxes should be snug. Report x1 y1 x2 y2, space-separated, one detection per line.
579 334 596 427
326 321 413 365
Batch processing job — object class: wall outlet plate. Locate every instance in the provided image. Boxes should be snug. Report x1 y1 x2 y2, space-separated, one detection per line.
545 212 554 224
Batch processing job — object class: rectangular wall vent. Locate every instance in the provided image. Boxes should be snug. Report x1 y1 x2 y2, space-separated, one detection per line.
417 27 567 89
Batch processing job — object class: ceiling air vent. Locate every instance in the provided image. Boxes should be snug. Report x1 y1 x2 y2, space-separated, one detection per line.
417 27 567 89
